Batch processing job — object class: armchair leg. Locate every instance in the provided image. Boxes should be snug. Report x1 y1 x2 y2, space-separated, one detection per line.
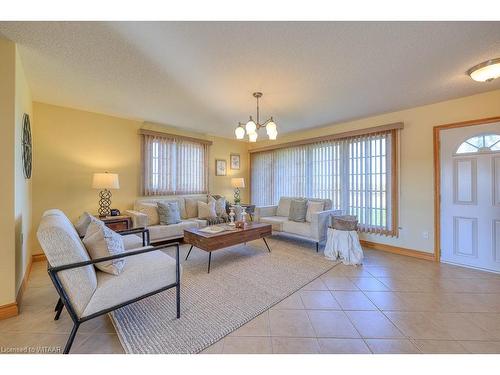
316 242 319 253
54 299 64 320
176 283 181 319
63 323 80 354
55 297 63 312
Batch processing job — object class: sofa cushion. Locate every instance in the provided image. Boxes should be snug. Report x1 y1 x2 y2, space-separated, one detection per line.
306 201 325 223
198 200 216 219
122 234 145 250
259 216 289 231
148 220 198 242
276 197 300 217
83 220 126 275
157 201 182 225
37 209 97 318
136 202 160 226
308 198 332 211
288 199 307 222
74 211 93 237
185 198 198 218
82 249 179 317
282 220 312 238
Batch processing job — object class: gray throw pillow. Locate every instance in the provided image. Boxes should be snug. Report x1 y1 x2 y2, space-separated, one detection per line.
288 199 307 222
157 201 181 225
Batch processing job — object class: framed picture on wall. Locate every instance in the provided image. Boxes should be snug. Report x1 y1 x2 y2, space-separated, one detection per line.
230 153 240 170
215 159 227 176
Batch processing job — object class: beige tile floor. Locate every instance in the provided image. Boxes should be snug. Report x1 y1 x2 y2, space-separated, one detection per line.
2 248 500 354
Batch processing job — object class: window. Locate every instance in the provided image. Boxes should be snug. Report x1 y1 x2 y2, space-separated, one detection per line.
142 131 209 195
456 133 500 154
251 129 398 235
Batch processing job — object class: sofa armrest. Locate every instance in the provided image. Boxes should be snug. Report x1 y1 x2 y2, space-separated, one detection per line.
310 209 343 242
124 209 148 229
254 205 278 222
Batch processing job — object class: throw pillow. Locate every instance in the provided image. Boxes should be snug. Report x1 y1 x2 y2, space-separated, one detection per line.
74 211 93 237
288 199 308 222
157 201 182 225
136 202 160 226
185 198 199 218
305 201 325 223
209 196 227 216
277 197 300 217
198 200 216 219
83 220 126 275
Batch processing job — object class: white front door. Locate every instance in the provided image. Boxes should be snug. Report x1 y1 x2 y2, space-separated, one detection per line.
440 122 500 272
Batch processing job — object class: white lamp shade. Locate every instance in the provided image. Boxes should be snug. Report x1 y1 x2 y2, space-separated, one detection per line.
266 121 277 135
268 129 278 140
245 119 257 134
235 126 245 139
231 177 245 188
248 132 258 142
92 172 120 189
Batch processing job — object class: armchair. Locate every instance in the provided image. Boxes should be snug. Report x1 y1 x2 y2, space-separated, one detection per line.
37 209 181 354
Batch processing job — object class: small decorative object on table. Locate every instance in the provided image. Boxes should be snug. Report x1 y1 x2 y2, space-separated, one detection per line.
231 177 245 205
235 221 247 229
228 206 236 226
92 172 120 217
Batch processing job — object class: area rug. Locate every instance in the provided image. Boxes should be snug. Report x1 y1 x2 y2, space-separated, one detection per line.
110 235 338 353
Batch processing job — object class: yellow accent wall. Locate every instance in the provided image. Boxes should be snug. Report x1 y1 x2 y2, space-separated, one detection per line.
31 102 249 254
249 89 500 254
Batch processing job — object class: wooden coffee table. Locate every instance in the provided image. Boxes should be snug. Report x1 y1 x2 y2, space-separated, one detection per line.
183 223 272 273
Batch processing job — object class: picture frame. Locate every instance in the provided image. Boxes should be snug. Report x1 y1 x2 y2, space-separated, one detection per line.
230 153 241 170
215 159 227 176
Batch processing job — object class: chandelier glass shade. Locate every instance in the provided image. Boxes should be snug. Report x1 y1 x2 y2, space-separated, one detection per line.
235 92 278 141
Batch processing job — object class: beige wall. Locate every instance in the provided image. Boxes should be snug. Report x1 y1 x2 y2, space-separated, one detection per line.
31 102 249 254
250 89 500 254
0 38 17 306
14 48 33 293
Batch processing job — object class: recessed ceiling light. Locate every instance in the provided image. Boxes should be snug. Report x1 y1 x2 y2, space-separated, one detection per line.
467 58 500 82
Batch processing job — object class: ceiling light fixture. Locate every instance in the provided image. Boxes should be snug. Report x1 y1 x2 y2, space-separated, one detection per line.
235 92 277 141
467 58 500 82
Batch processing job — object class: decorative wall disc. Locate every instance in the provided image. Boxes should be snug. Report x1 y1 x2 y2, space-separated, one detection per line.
22 114 33 179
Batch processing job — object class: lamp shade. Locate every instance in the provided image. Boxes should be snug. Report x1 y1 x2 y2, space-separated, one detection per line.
92 172 120 189
231 178 245 188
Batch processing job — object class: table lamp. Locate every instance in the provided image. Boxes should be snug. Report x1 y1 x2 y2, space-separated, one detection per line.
231 178 245 205
92 172 120 217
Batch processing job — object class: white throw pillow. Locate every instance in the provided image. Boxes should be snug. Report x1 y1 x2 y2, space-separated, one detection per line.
136 202 160 226
277 197 300 217
198 200 216 219
306 201 325 223
83 220 126 275
74 211 93 237
209 196 227 216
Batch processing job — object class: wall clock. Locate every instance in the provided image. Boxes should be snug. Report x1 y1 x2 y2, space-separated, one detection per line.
22 113 32 179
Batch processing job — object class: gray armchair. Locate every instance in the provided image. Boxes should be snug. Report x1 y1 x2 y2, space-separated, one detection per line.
37 209 181 354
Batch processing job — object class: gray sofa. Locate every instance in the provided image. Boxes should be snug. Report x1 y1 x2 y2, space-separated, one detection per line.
255 196 342 251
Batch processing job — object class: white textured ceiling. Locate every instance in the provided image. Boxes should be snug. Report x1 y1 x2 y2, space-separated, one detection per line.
1 21 499 138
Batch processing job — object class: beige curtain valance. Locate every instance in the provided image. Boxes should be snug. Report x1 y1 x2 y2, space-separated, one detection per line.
139 129 213 146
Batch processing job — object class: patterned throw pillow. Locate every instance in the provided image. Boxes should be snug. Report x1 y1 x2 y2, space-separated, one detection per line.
209 196 227 216
157 201 182 225
198 200 217 219
288 199 308 222
83 220 125 275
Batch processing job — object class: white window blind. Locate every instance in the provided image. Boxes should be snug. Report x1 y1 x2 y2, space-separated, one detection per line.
251 130 397 235
143 133 209 195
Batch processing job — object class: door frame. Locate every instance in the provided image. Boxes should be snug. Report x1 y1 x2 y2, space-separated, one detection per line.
433 116 500 262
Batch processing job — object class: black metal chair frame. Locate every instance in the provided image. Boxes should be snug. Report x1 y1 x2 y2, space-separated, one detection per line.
47 227 180 354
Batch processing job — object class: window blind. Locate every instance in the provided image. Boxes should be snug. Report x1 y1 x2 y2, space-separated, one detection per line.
142 133 209 195
251 129 397 235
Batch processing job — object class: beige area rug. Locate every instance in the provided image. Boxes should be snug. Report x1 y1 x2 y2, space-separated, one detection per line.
110 235 338 354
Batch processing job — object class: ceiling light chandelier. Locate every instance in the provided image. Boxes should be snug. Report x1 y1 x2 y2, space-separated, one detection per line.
235 92 277 142
467 58 500 82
